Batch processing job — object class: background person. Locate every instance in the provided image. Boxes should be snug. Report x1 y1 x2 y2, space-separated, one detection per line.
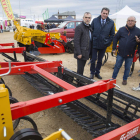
32 24 34 29
112 16 140 85
50 23 56 28
90 7 115 79
74 12 92 75
0 24 3 33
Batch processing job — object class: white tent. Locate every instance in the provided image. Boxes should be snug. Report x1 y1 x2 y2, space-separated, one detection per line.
109 5 140 30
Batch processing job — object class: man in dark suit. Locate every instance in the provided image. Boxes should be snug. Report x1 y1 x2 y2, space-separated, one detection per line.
90 7 115 79
74 12 92 75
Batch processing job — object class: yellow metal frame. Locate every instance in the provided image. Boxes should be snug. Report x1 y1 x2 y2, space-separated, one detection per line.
43 129 73 140
13 20 62 45
0 84 14 140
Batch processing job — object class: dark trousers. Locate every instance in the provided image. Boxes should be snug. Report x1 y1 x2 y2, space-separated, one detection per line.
112 55 133 80
90 48 106 75
77 59 87 75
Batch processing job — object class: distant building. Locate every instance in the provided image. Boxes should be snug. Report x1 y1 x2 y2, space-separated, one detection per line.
53 11 76 19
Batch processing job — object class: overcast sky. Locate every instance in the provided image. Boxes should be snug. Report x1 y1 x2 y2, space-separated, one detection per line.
0 0 140 20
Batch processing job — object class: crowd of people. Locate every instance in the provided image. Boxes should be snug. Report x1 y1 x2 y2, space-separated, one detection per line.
36 23 59 31
74 7 140 85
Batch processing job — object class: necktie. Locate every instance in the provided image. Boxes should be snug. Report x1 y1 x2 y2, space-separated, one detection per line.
102 20 105 27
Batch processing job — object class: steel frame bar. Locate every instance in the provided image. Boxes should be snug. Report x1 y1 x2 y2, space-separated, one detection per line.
33 65 75 90
0 43 15 46
0 61 62 75
0 45 4 49
93 118 140 140
0 47 26 53
10 79 116 120
0 62 42 67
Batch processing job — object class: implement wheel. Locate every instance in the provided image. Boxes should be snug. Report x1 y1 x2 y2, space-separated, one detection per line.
10 128 43 140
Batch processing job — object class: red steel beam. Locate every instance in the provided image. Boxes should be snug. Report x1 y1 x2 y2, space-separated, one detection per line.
0 45 4 49
0 61 62 75
93 118 140 140
11 79 116 120
0 47 26 53
0 43 14 46
32 65 75 90
0 62 42 67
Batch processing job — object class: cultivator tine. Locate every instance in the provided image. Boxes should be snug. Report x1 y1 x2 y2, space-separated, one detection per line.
123 103 131 117
77 119 97 125
131 106 138 119
88 124 106 132
74 117 91 122
82 121 103 129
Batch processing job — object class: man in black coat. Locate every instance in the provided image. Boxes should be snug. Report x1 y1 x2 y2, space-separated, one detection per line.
90 7 115 79
112 16 140 85
74 12 92 75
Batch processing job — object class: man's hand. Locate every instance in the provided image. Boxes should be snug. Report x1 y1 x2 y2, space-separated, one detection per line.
77 55 82 59
135 36 140 43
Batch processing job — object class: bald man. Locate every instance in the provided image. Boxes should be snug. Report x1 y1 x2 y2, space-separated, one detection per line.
112 16 140 85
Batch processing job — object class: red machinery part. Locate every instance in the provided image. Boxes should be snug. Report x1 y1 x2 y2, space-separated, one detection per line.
0 43 15 47
93 118 140 140
0 47 26 53
0 61 62 75
0 61 116 121
38 41 65 54
39 34 66 54
133 50 139 62
10 79 116 120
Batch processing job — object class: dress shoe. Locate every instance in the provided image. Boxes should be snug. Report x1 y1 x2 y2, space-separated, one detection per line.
89 74 94 79
95 74 102 79
122 80 127 85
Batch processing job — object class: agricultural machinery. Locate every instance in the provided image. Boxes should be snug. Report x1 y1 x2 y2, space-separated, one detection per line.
0 43 140 140
13 20 74 55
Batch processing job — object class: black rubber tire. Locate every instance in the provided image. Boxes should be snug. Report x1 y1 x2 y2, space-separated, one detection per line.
0 78 5 84
19 116 38 131
10 128 43 140
5 85 12 96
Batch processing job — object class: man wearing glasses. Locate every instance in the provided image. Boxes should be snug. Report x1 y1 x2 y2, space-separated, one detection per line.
74 12 92 75
90 7 115 79
112 16 140 85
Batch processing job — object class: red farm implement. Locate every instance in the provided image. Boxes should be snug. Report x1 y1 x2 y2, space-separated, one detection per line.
0 46 140 140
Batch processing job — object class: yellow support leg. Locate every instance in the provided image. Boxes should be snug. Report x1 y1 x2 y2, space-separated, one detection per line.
43 129 73 140
0 84 14 140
